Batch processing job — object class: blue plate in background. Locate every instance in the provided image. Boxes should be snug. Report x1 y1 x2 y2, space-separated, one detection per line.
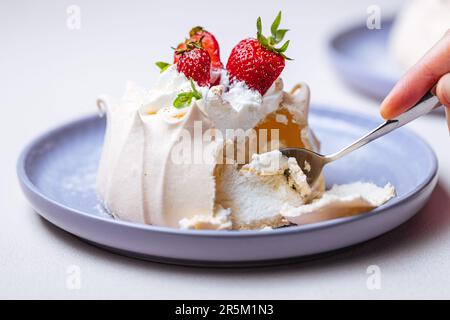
17 106 438 267
328 19 402 100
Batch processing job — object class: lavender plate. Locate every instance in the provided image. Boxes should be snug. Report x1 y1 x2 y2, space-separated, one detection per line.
328 19 402 100
328 19 445 115
17 105 438 267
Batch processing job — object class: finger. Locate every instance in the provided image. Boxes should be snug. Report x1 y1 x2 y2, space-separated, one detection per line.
381 30 450 119
436 73 450 108
436 73 450 133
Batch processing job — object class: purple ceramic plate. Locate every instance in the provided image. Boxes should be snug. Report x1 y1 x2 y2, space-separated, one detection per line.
328 19 400 100
328 19 445 115
17 105 438 267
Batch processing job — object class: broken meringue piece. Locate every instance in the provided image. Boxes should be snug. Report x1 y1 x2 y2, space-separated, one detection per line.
281 182 396 225
179 206 232 230
215 150 312 230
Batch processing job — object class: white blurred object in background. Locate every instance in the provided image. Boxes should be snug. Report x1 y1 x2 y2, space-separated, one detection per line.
389 0 450 69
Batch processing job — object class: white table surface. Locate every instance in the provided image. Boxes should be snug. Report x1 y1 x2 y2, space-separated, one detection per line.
1 0 449 299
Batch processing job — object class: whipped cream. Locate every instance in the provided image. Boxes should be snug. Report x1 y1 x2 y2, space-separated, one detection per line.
197 78 284 132
140 66 208 114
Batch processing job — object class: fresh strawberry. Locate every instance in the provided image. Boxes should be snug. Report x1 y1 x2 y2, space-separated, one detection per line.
226 11 291 95
173 42 187 64
189 26 222 70
173 27 223 85
226 39 285 95
176 44 211 87
174 26 222 69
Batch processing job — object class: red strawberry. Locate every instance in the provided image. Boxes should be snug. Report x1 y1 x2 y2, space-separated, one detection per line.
227 39 285 95
173 42 187 64
226 12 291 95
174 26 222 69
189 26 222 70
174 27 223 86
176 46 211 87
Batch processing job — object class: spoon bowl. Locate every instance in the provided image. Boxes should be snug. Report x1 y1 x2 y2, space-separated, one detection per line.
282 90 441 185
280 148 327 185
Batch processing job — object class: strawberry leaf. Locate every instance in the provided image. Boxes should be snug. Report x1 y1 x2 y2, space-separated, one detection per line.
257 17 263 36
270 11 281 38
259 34 269 47
275 29 289 43
189 26 204 37
255 11 291 60
278 40 290 52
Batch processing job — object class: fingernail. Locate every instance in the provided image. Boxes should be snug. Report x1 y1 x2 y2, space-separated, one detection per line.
380 97 392 119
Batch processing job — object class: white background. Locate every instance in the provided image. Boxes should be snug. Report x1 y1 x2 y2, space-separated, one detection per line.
1 0 449 299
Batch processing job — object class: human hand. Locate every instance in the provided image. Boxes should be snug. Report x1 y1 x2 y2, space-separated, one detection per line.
380 30 450 131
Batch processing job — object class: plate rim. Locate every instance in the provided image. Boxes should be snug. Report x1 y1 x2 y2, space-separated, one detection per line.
17 105 438 239
327 17 398 83
326 18 447 113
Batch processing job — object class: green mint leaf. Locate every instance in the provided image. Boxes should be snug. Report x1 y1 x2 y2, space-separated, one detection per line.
190 80 201 98
173 80 203 109
155 61 170 73
173 92 192 108
271 11 282 38
190 79 196 91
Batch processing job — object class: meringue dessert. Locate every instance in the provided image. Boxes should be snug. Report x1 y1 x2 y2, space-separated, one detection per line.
389 0 450 69
97 13 395 230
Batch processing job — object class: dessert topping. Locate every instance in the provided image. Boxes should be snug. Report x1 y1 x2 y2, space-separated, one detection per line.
226 11 291 95
173 79 202 108
175 41 211 87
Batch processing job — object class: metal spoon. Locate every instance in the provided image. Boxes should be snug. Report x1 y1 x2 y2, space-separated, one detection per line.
281 90 442 185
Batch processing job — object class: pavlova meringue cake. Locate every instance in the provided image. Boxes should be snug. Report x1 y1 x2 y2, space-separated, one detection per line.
97 12 395 230
390 0 450 69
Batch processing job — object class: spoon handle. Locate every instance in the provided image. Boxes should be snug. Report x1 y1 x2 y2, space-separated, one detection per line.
325 90 442 162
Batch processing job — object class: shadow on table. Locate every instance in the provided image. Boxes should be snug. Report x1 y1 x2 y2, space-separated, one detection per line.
37 180 450 275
